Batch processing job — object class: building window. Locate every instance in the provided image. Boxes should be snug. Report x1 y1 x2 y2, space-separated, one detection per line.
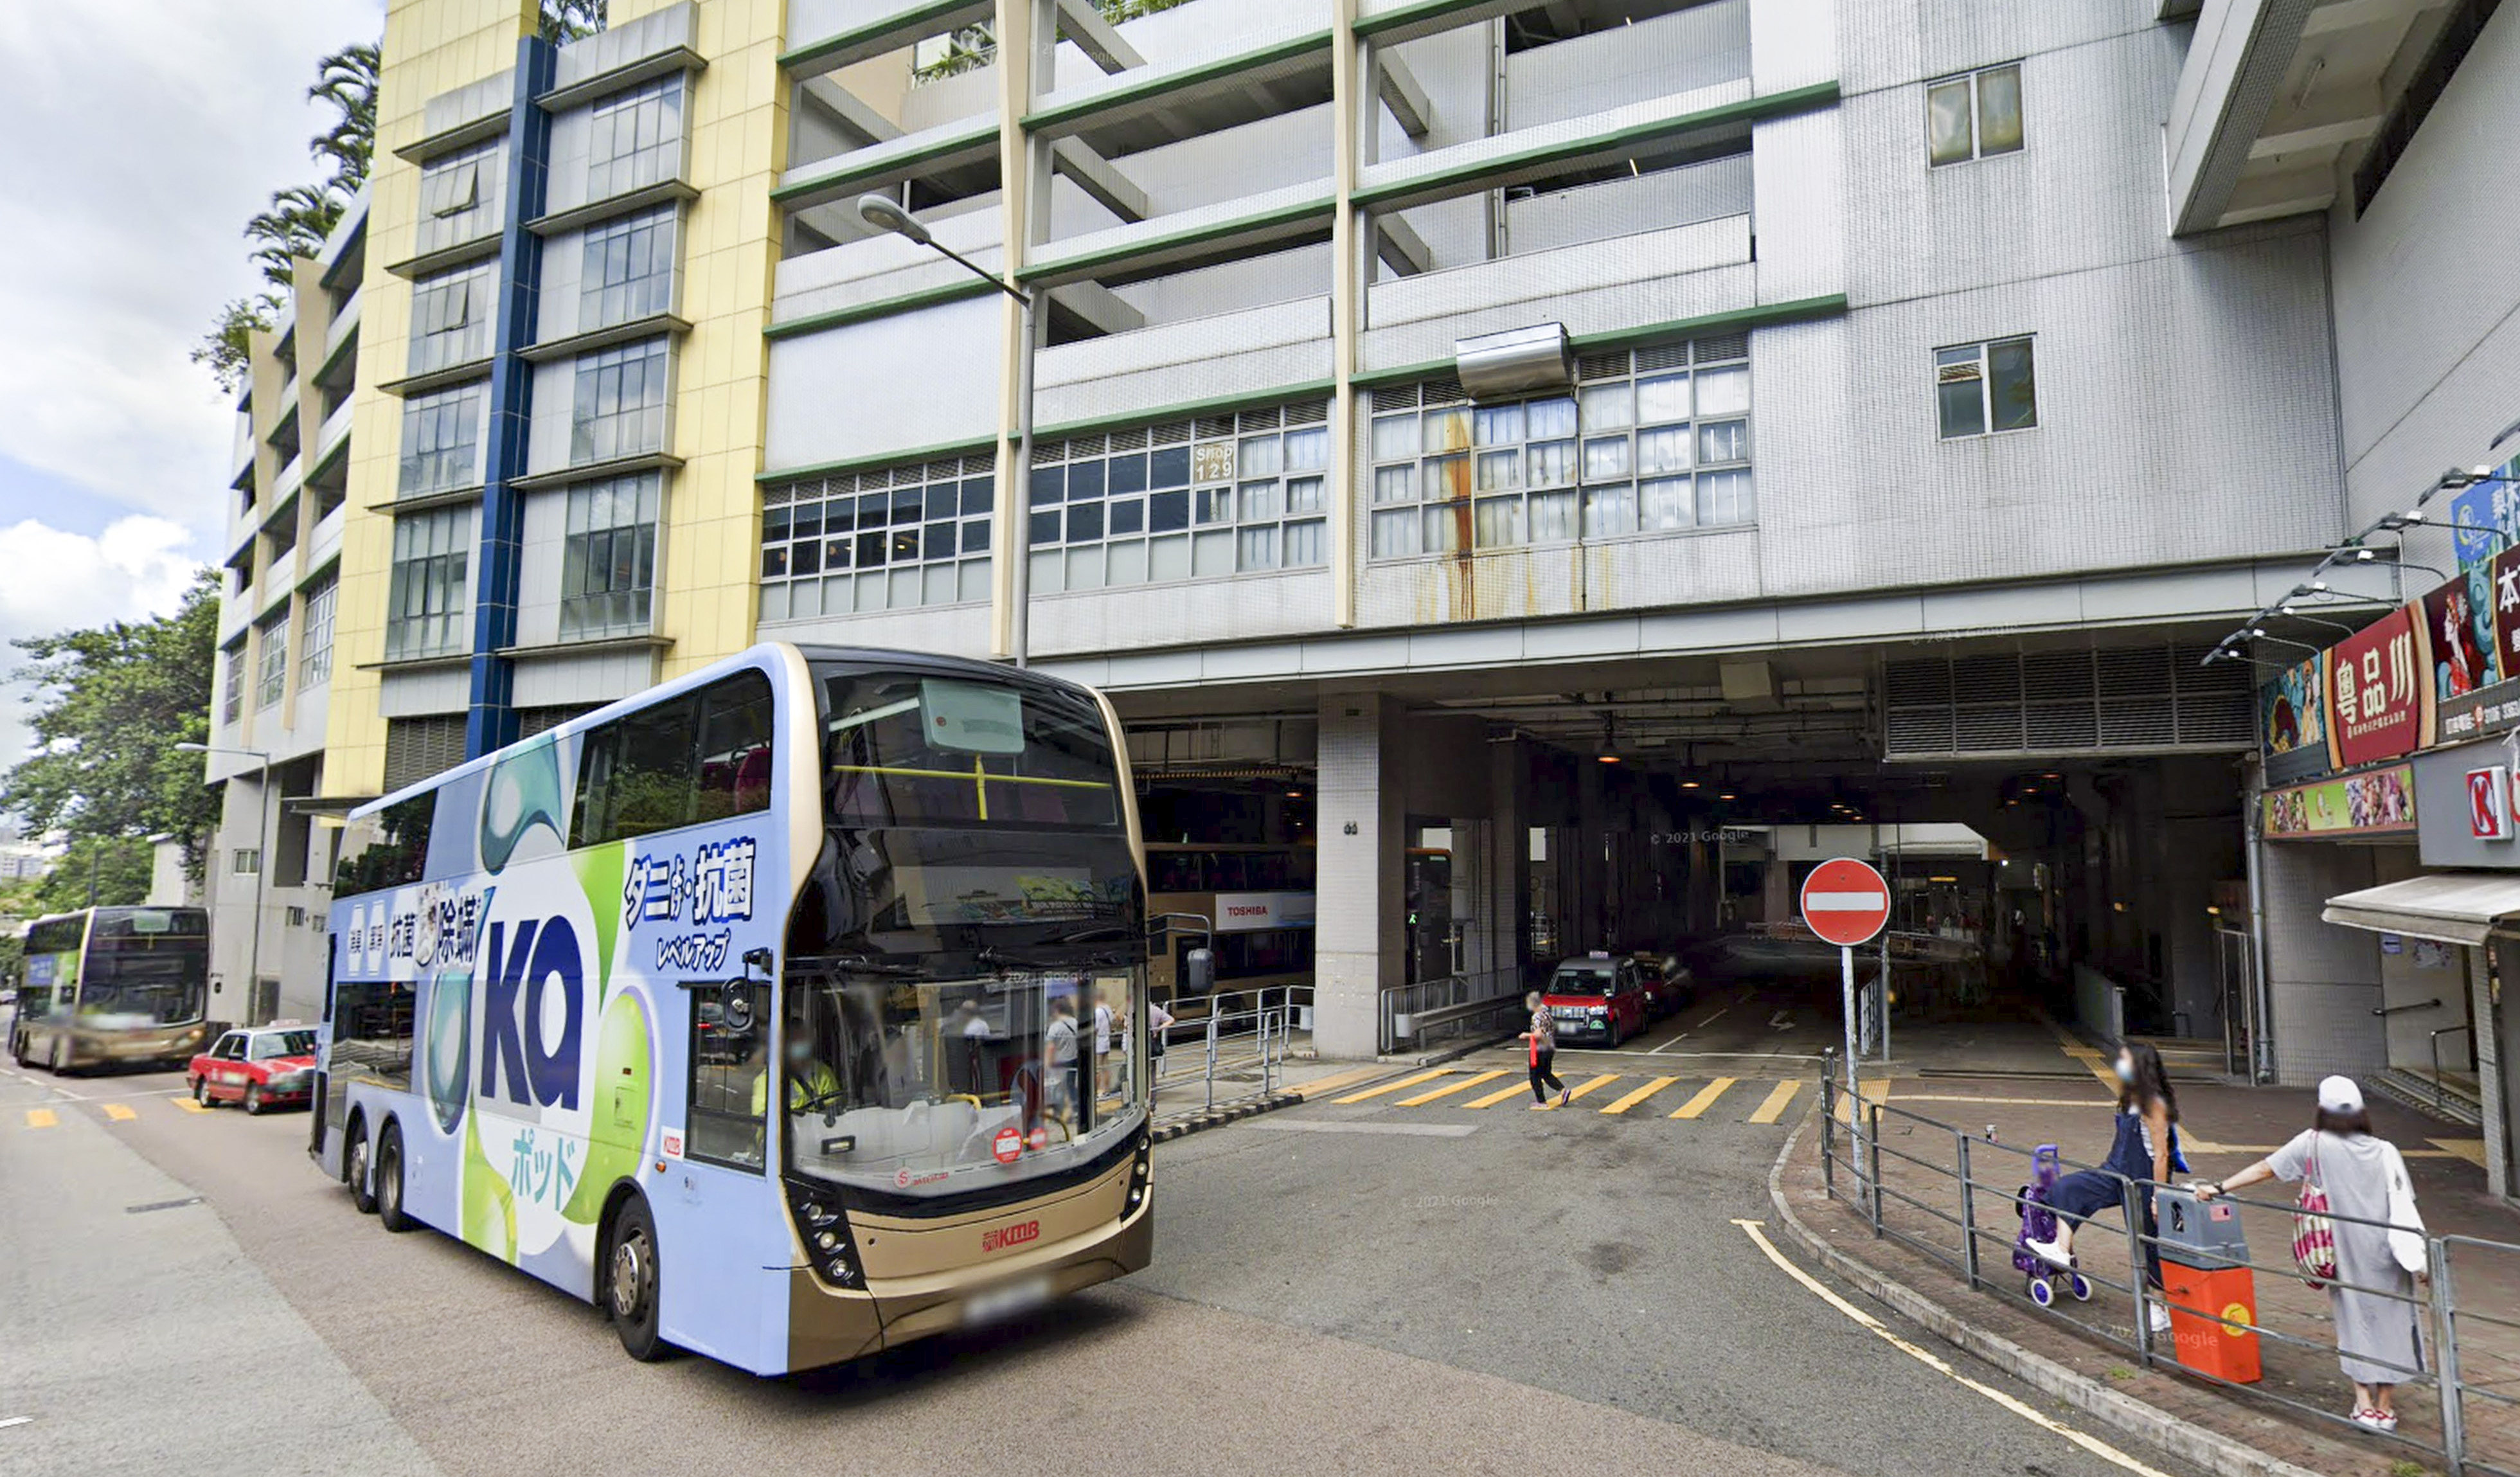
760 454 994 622
415 139 504 256
398 382 486 497
1032 404 1332 591
1369 337 1752 560
570 337 669 464
1935 337 2037 438
385 505 475 661
587 75 684 201
560 472 661 639
255 616 289 710
298 573 337 689
581 206 677 330
1927 63 2023 166
408 262 495 376
233 848 262 876
221 643 245 725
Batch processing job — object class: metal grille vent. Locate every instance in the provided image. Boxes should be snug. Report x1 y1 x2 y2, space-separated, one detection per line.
1634 343 1690 373
1284 400 1328 426
1884 643 2255 758
384 715 467 794
1693 332 1748 363
1372 385 1419 413
1576 351 1630 381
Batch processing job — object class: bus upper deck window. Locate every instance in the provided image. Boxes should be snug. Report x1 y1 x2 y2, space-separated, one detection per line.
920 679 1026 755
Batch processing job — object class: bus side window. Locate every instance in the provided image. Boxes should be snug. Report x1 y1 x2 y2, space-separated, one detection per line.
686 980 767 1172
694 673 775 824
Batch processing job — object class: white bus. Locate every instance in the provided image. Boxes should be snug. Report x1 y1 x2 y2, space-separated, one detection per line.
314 645 1153 1373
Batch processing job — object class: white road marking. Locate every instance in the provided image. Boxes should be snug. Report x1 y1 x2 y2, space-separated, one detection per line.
1732 1219 2176 1477
1258 1120 1478 1138
1651 1005 1729 1052
0 1417 31 1431
1768 1010 1794 1031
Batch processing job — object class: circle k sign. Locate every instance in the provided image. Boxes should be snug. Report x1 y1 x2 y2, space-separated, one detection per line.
1800 857 1891 947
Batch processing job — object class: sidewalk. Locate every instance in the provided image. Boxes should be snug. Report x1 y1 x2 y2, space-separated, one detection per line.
1778 1070 2519 1476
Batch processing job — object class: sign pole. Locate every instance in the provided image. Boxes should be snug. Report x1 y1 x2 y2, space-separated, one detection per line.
1841 943 1859 1114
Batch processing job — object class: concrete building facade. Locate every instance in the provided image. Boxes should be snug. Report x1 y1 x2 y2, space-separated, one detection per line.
213 0 2518 1196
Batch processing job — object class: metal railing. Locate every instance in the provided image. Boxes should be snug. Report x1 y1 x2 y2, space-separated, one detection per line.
1152 986 1303 1119
1378 967 1525 1055
1816 1061 2520 1476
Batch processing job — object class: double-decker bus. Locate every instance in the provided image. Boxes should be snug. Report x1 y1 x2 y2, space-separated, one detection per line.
8 906 211 1073
314 645 1153 1374
1143 842 1314 1005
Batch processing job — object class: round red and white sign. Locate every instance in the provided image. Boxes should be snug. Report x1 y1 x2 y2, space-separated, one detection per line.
1800 857 1890 947
1026 1125 1048 1151
992 1127 1023 1165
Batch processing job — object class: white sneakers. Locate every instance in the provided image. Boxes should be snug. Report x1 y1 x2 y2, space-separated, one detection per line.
2023 1235 2072 1268
2351 1408 2400 1433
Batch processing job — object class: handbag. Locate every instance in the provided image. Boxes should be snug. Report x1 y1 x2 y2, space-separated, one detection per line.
2382 1142 2429 1276
2292 1137 2340 1289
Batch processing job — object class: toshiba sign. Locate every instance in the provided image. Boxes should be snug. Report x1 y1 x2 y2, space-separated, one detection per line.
1213 891 1317 931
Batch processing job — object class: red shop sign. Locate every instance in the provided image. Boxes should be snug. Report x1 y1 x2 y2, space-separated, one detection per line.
2328 605 2429 767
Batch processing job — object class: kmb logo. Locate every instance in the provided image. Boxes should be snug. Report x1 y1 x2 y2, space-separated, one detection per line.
981 1220 1040 1254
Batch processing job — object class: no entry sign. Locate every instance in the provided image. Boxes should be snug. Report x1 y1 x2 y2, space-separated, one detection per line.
1801 857 1890 947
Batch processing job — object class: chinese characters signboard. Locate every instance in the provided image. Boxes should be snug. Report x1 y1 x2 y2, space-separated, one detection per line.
2328 606 2429 768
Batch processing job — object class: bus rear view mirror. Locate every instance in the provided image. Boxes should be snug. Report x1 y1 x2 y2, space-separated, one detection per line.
1186 948 1215 996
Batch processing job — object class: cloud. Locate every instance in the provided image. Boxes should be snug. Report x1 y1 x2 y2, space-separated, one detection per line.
0 517 207 778
0 1 386 545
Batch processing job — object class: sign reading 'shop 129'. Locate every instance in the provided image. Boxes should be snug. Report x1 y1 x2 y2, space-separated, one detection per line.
2329 606 2430 768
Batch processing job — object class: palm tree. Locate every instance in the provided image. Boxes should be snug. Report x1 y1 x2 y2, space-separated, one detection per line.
307 44 380 195
244 184 344 287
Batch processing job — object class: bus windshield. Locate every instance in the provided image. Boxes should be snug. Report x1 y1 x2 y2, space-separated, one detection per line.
777 965 1149 1197
76 917 209 1027
821 670 1121 832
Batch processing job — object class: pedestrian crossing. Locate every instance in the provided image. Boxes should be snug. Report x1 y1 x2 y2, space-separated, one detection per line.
1328 1067 1809 1125
11 1094 214 1130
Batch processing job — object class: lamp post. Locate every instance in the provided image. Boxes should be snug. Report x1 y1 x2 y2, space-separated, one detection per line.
179 742 272 1023
855 192 1039 667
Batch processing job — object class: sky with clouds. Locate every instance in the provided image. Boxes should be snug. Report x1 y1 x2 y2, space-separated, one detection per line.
0 1 386 782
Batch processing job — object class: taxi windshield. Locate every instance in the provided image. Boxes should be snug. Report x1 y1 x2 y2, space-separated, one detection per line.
1549 965 1617 993
252 1030 317 1059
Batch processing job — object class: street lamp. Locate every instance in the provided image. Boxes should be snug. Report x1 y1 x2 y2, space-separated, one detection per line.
856 192 1039 667
179 742 271 1022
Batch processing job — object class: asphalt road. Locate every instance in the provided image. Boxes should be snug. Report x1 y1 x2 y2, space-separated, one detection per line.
0 1045 2204 1477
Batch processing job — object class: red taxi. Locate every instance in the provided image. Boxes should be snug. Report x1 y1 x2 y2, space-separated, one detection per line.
186 1026 319 1114
1543 954 1648 1047
1631 952 1693 1019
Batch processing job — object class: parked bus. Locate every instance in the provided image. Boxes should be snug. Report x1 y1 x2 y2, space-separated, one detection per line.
314 645 1154 1374
1143 842 1314 1003
7 906 211 1073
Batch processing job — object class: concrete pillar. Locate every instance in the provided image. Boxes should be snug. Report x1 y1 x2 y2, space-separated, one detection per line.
2258 840 2385 1084
2470 949 2508 1201
1478 738 1526 989
1315 692 1404 1057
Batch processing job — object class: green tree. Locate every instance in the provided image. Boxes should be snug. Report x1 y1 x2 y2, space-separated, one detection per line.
1 571 221 877
191 292 282 397
541 0 609 42
307 44 381 194
32 839 155 914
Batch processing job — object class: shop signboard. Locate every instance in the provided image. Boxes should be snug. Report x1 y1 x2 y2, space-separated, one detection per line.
2416 742 2520 869
2422 568 2496 701
2328 605 2430 768
2258 652 2332 785
2469 764 2512 840
2261 764 2415 840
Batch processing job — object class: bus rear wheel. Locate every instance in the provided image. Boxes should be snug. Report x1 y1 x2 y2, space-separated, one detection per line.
346 1118 378 1215
375 1123 414 1234
605 1196 673 1363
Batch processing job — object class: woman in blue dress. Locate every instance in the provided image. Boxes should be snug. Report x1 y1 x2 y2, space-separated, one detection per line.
2024 1041 2188 1334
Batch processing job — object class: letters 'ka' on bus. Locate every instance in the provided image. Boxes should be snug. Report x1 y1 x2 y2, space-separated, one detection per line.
314 644 1155 1374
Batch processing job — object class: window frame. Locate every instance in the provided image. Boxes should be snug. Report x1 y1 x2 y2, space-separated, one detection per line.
580 205 678 332
298 574 338 689
560 472 662 640
683 977 769 1173
407 263 495 377
585 74 686 203
1926 62 2024 168
397 382 487 499
759 454 997 623
1028 405 1333 594
571 668 778 850
383 505 476 661
569 336 670 466
1934 336 2039 440
1367 339 1754 563
255 615 289 710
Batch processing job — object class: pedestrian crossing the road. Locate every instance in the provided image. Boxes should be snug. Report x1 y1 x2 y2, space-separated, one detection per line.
1328 1067 1814 1125
9 1092 223 1130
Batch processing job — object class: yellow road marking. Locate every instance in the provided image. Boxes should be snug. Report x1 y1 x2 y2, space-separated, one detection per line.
2430 1138 2488 1168
1735 1220 2176 1477
1465 1080 1535 1109
1535 1073 1619 1109
1333 1068 1453 1104
1290 1066 1395 1100
1599 1075 1679 1116
1398 1070 1508 1106
25 1109 57 1129
1669 1077 1737 1119
102 1104 138 1122
1833 1076 1890 1124
174 1098 210 1114
1749 1080 1802 1124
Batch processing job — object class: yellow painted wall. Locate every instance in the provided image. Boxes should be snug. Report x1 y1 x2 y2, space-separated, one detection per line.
324 0 537 798
643 0 789 678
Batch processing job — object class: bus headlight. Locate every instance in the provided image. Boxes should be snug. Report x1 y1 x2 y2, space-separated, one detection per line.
784 1178 864 1289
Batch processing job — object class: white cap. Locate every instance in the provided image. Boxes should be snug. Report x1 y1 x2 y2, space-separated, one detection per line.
2318 1075 2364 1114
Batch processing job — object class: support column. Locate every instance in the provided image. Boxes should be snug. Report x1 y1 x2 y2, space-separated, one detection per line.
1473 737 1526 989
1315 692 1403 1057
2473 948 2510 1201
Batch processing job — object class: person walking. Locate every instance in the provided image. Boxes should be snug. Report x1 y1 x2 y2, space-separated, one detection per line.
2197 1077 2428 1434
1523 991 1569 1107
2023 1041 2189 1333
